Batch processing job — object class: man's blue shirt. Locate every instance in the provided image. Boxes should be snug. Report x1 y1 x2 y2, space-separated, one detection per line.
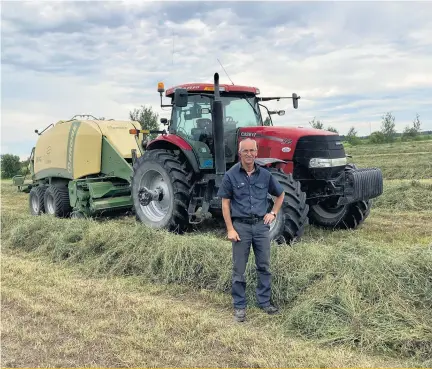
217 162 284 218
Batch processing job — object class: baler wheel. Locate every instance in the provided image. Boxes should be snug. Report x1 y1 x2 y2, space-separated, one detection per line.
43 185 72 218
29 185 47 215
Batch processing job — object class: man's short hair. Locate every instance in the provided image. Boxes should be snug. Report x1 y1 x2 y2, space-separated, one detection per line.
239 138 258 152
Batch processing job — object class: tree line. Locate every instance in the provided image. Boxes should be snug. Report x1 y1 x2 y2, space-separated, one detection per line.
309 112 431 146
1 107 430 178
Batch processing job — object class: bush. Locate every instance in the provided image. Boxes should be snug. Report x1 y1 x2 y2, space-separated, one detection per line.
1 154 21 179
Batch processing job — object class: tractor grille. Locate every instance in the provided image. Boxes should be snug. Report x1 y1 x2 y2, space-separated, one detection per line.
293 135 346 180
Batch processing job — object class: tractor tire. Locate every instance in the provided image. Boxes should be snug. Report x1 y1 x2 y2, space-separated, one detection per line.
308 199 372 230
266 168 309 244
29 185 47 215
44 184 72 217
308 164 373 230
131 149 192 233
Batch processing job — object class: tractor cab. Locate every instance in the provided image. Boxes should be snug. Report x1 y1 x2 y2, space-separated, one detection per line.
157 81 297 169
162 83 262 166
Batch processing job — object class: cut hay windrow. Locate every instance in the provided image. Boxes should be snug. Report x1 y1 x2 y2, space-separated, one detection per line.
2 209 431 360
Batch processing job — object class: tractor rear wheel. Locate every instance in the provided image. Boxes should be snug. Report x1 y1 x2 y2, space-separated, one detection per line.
266 168 309 244
131 149 192 233
308 164 373 230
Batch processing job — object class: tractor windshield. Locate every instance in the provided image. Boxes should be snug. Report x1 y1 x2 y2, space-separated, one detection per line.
171 94 262 141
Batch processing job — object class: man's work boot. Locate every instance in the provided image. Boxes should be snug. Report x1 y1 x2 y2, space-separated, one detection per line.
234 308 246 322
260 304 279 315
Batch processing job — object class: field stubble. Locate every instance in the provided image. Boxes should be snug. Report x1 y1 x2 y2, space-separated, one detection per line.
1 140 432 367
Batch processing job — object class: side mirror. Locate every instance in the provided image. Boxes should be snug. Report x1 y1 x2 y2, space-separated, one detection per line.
277 110 285 116
160 118 168 125
173 88 188 107
292 93 300 109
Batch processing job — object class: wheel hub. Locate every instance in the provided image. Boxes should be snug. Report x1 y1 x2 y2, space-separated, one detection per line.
138 169 171 222
138 186 164 206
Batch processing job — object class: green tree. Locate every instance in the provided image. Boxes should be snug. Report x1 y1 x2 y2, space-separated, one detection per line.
413 113 421 132
309 117 324 129
402 113 422 141
369 131 386 144
327 126 339 134
129 105 160 140
346 126 361 145
380 112 396 143
1 154 21 178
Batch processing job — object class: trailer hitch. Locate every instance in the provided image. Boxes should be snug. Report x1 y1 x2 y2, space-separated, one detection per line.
138 186 164 206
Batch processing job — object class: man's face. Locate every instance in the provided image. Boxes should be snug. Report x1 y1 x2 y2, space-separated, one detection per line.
239 140 258 165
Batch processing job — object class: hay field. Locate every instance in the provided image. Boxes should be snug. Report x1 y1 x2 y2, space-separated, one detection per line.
1 140 432 367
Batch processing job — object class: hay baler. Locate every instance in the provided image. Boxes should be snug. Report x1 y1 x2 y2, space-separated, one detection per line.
18 115 157 218
130 73 383 243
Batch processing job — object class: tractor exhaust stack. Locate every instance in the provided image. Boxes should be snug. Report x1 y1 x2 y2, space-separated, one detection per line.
212 73 226 176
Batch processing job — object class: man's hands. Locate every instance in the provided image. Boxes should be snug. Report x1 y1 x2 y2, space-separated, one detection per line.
263 212 276 224
228 228 241 242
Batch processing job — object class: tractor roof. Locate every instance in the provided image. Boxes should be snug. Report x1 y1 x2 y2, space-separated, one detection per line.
165 83 260 96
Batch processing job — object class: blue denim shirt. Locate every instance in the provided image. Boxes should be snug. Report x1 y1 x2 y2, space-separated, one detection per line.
217 162 284 218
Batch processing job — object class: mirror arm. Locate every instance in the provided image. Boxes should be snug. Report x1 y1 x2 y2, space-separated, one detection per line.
258 103 273 126
258 95 301 102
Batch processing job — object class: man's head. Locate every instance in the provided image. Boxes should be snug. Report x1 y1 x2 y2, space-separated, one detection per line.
238 138 258 166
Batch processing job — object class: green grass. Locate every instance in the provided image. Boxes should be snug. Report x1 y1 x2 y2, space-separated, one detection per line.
2 141 432 366
3 253 418 368
345 139 432 156
2 184 432 365
346 140 432 179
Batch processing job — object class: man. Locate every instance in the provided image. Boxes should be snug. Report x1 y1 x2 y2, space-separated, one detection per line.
217 138 285 322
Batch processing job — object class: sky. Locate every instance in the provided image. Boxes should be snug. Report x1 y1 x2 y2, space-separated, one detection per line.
1 0 432 160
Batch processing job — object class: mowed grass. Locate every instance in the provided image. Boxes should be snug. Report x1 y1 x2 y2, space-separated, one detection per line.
2 184 432 366
1 141 432 367
346 140 432 179
4 253 421 368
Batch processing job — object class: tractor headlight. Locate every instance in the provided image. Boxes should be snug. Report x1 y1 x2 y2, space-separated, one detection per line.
309 157 347 168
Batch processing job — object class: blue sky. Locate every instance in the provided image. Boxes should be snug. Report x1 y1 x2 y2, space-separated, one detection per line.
1 1 432 160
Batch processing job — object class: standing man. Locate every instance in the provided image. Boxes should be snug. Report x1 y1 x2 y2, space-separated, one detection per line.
217 138 285 322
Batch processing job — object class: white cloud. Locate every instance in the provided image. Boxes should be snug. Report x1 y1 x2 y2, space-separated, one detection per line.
1 1 431 159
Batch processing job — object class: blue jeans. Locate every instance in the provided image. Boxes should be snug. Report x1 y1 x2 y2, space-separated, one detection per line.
231 219 272 309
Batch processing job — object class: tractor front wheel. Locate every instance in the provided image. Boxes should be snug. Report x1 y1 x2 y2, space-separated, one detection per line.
131 149 192 233
266 168 309 244
308 164 373 230
308 198 372 230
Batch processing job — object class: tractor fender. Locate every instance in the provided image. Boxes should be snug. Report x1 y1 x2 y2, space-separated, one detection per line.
146 135 200 173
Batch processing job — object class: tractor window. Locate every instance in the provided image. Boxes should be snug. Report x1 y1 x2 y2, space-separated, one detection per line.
172 95 212 140
171 94 262 142
223 96 262 128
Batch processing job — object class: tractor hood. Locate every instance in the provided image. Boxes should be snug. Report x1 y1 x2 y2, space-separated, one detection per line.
238 125 338 144
237 125 345 175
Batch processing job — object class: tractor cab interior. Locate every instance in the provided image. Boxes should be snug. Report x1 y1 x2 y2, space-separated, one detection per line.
171 93 262 164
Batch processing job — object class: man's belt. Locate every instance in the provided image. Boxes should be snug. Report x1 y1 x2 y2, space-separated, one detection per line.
233 215 264 224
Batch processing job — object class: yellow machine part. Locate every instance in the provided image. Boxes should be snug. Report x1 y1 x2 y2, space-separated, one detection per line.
33 119 143 180
95 120 143 159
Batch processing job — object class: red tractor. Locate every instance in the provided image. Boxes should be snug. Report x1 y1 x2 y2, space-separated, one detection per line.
130 73 383 244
